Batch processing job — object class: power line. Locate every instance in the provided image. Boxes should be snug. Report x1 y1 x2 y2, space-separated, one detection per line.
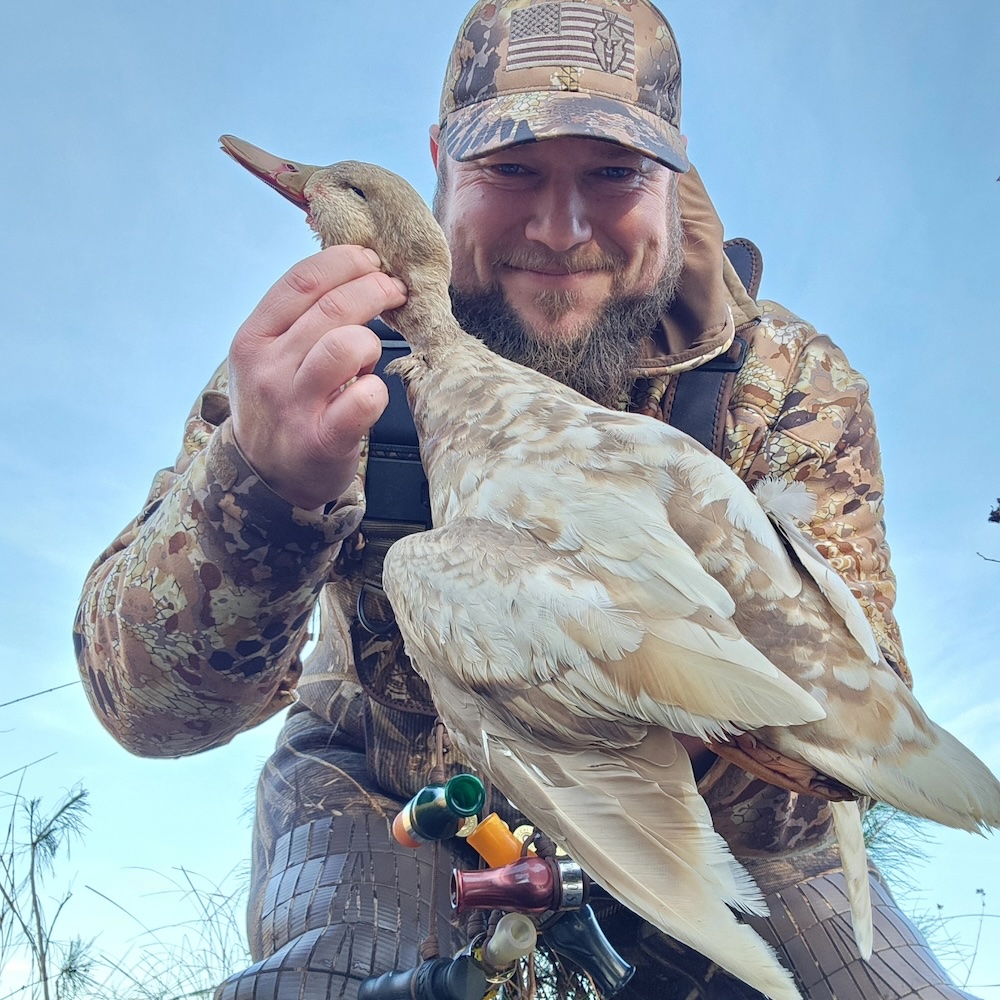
0 681 79 711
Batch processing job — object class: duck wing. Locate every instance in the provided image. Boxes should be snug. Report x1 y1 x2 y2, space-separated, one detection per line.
479 715 803 1000
752 480 1000 833
382 517 825 747
754 477 879 662
383 520 805 1000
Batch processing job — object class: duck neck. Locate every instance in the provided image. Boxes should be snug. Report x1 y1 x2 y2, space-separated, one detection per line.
385 284 466 355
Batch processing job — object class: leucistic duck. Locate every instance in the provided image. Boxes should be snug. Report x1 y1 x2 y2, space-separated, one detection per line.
221 135 1000 1000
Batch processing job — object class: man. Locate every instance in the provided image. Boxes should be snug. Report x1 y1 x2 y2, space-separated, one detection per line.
74 1 972 997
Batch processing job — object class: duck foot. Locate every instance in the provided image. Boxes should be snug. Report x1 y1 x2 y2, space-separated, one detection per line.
707 733 857 802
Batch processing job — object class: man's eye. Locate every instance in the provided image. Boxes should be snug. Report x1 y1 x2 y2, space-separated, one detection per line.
491 163 529 176
599 166 636 180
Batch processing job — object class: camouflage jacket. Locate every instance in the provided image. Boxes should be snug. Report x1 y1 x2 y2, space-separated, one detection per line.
74 167 907 871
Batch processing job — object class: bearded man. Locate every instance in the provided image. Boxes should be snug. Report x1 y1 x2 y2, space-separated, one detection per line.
74 1 973 998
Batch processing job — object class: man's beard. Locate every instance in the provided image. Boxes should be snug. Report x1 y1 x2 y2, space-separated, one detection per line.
449 225 684 411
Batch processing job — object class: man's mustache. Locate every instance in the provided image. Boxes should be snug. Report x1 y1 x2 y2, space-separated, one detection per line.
493 247 625 274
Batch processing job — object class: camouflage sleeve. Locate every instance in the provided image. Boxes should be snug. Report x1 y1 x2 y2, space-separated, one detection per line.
73 363 366 757
732 304 909 684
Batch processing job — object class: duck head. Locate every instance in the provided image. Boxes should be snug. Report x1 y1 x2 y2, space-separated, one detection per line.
220 134 455 342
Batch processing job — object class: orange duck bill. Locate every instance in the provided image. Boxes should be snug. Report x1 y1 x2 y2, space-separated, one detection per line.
219 134 317 210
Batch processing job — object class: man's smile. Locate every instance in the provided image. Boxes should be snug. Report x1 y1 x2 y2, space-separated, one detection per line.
501 264 609 287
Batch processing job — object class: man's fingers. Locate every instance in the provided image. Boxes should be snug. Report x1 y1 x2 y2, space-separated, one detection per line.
317 374 390 456
281 270 406 357
227 244 405 510
238 245 383 343
293 325 383 404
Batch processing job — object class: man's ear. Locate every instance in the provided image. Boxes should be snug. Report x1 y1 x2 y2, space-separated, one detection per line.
429 124 441 169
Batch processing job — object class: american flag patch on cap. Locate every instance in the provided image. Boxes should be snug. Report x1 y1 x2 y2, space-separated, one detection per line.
506 3 636 78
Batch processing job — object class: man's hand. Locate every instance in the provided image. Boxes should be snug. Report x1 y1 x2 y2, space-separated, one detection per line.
229 245 408 510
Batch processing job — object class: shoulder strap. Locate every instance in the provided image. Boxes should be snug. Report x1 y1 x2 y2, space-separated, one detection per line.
364 318 432 529
362 238 762 525
662 238 762 455
665 334 748 456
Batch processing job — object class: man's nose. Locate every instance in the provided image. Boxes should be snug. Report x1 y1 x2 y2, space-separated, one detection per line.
524 182 593 252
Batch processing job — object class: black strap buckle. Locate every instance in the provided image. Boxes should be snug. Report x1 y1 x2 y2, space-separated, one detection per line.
700 335 748 373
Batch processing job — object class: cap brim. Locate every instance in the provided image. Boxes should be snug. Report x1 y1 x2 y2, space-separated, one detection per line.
442 90 689 173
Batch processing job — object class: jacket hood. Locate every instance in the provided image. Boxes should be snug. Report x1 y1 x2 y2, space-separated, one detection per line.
637 163 760 376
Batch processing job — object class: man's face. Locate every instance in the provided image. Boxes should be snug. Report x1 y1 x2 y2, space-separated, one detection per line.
434 135 682 346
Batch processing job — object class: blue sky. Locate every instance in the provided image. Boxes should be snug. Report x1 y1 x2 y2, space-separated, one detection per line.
2 0 998 995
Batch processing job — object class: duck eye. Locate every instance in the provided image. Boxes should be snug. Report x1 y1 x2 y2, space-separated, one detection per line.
350 185 367 200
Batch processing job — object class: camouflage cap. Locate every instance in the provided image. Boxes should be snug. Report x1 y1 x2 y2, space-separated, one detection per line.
439 0 688 172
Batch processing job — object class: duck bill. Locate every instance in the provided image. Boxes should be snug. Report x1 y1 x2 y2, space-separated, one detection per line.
219 134 318 211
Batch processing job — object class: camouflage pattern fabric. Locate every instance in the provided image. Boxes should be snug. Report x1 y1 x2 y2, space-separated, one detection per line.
74 146 924 995
600 862 977 1000
73 295 936 998
71 0 945 991
440 0 690 171
220 722 972 1000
